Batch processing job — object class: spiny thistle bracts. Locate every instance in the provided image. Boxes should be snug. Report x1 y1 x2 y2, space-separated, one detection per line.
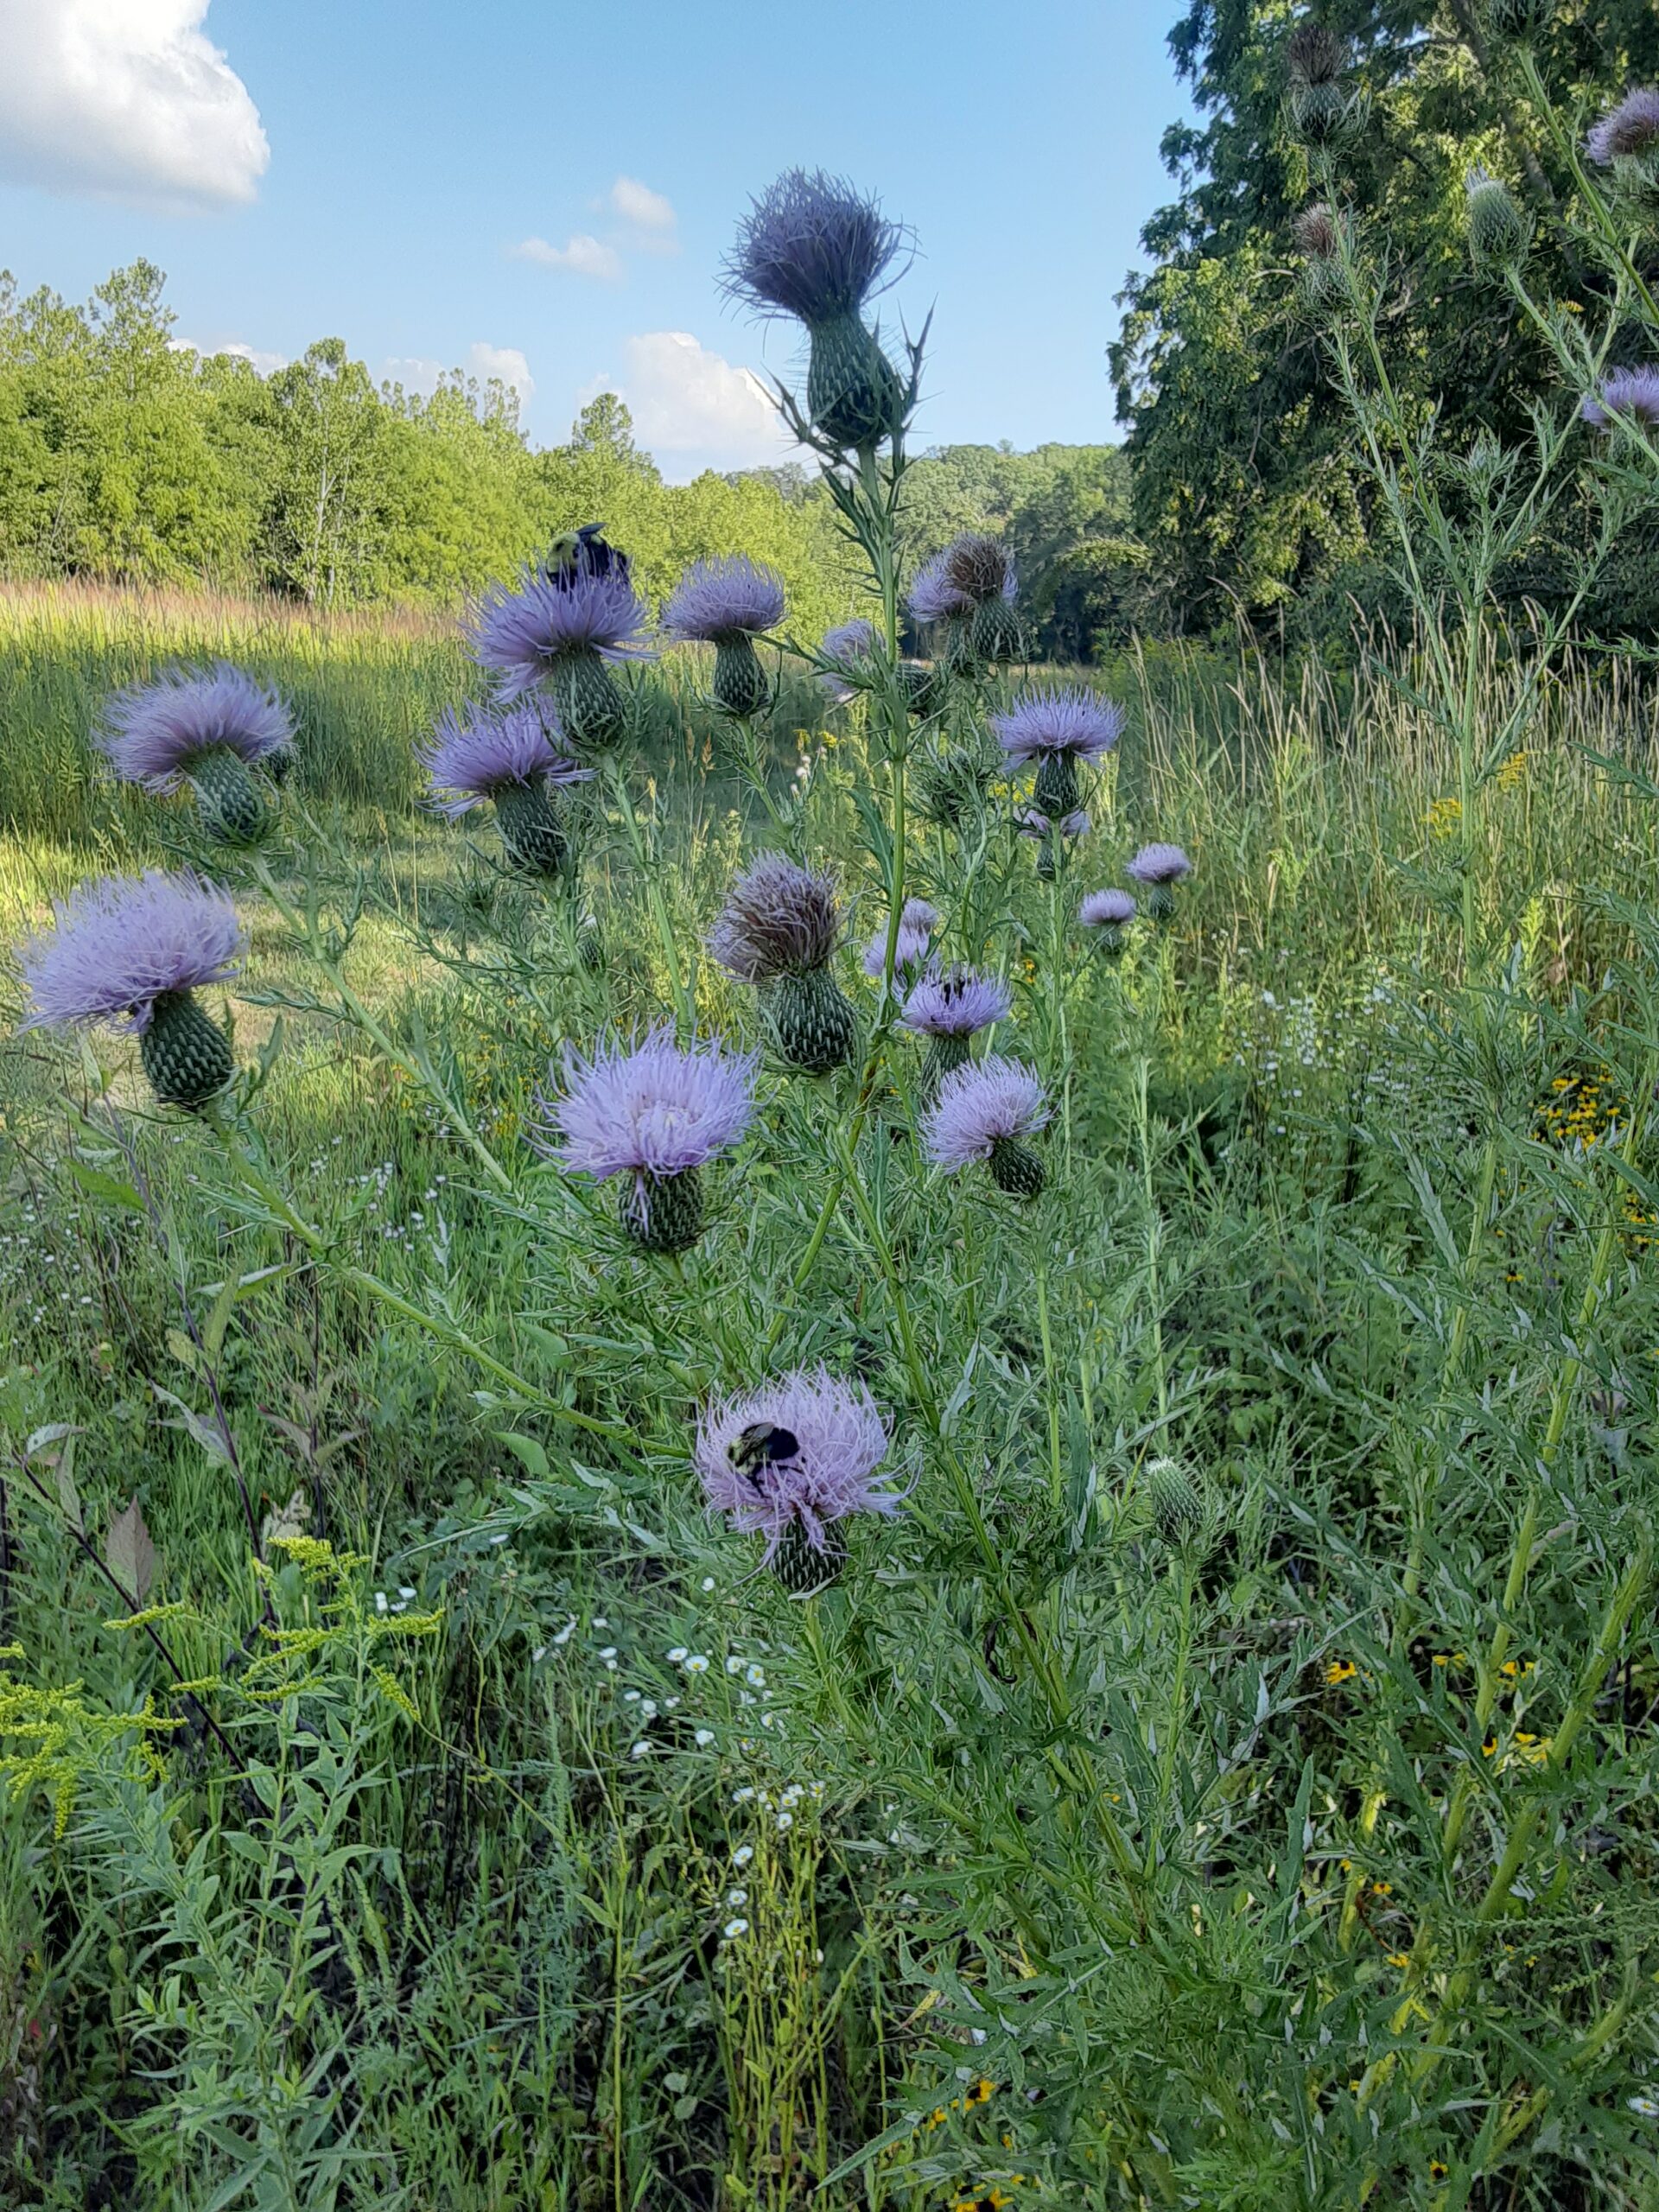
923 1056 1049 1196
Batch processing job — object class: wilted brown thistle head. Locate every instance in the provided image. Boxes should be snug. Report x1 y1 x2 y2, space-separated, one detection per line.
1287 24 1344 86
709 852 842 982
1294 201 1340 257
943 533 1014 606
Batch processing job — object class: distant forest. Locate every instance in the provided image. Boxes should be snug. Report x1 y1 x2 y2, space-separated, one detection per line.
0 258 1135 662
10 2 1658 659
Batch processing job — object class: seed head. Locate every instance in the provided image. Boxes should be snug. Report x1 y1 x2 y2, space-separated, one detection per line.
711 853 842 983
1287 24 1344 86
941 533 1016 607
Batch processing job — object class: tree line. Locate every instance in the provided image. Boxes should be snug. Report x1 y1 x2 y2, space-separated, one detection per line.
0 257 1141 661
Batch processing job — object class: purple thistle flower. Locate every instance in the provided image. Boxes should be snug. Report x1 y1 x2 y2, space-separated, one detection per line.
419 702 591 817
696 1366 899 1563
710 853 841 983
861 897 937 978
819 617 879 702
18 870 245 1034
1080 888 1138 928
993 688 1123 765
1586 86 1659 167
1580 366 1659 429
470 564 654 701
1125 842 1192 886
662 556 787 643
822 618 878 663
1019 808 1092 841
97 664 292 791
907 551 974 625
723 170 907 327
922 1056 1048 1171
531 1027 756 1181
900 966 1012 1039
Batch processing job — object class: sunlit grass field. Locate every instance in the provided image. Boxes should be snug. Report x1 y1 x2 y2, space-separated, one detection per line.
3 585 1658 2209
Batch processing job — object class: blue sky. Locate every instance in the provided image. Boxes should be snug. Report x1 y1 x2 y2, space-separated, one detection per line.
0 0 1193 478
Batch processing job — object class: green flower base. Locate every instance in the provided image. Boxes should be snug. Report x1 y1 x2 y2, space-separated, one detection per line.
923 1033 969 1097
551 649 626 751
988 1135 1045 1199
767 967 858 1076
187 746 269 846
1033 751 1081 819
773 1520 849 1595
139 989 234 1109
713 635 769 719
493 780 570 876
970 597 1025 665
806 315 905 449
620 1166 703 1255
1149 1459 1205 1546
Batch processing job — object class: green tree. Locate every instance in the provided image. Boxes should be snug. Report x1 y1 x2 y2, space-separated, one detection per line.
1114 0 1659 634
268 340 387 605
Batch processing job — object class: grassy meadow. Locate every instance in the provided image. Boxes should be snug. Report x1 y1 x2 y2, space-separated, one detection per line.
2 578 1659 2210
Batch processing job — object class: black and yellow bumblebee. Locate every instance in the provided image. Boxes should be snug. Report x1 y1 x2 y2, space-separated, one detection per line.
726 1422 800 1488
547 522 630 588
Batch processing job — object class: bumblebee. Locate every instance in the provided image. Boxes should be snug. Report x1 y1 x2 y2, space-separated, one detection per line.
547 522 630 587
727 1422 800 1486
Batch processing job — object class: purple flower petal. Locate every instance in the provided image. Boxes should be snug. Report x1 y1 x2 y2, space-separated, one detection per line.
530 1026 757 1179
922 1057 1048 1170
662 557 786 642
97 664 292 791
18 870 245 1033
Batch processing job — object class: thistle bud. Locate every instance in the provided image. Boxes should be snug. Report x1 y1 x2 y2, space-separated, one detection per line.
1147 1458 1205 1548
1465 168 1528 273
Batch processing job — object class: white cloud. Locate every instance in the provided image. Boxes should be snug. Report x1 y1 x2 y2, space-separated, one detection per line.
609 174 677 237
511 232 623 282
382 356 445 393
594 332 792 480
467 342 533 401
0 0 268 208
172 336 287 374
